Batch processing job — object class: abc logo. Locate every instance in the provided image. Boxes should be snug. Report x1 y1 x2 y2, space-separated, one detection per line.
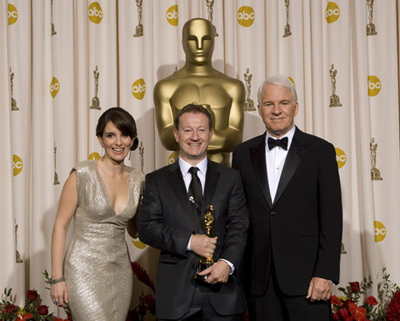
131 78 146 100
13 154 23 177
168 152 176 165
325 2 340 24
88 2 103 24
368 75 381 97
49 77 60 98
335 147 346 169
237 6 255 27
374 221 386 242
8 4 18 25
89 152 101 160
131 238 147 249
166 5 178 26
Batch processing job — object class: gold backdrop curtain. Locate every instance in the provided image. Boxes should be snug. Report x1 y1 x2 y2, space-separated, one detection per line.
1 1 400 319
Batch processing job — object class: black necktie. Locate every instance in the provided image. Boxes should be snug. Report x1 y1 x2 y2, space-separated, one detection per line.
189 167 202 214
268 137 288 150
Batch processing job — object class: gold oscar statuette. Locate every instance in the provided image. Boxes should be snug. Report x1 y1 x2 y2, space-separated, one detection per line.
153 18 245 167
133 0 143 37
370 138 382 180
15 220 23 263
283 0 292 37
206 0 218 37
139 141 144 172
366 0 377 36
54 142 60 185
329 64 342 107
51 0 57 36
244 68 255 111
195 205 215 280
10 67 19 111
90 65 101 110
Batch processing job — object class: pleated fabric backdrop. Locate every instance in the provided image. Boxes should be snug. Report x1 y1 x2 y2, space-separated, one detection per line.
1 0 400 319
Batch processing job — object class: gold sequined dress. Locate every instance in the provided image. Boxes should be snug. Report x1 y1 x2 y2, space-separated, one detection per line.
64 160 144 321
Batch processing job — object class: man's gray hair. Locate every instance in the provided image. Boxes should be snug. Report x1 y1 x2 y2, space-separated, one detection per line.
257 75 298 104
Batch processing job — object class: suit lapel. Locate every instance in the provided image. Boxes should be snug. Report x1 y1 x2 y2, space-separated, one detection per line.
167 162 202 231
250 134 273 208
274 128 309 205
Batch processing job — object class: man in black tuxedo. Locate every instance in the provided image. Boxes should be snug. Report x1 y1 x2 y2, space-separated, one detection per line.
138 104 249 320
232 75 342 320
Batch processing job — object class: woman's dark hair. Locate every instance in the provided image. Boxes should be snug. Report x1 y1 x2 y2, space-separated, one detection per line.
96 107 139 151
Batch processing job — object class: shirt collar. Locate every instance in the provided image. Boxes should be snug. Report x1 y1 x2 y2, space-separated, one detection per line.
179 157 208 177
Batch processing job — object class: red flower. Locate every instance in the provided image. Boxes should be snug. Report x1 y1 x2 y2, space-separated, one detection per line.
343 299 355 309
67 315 73 320
338 307 349 319
54 318 64 321
4 304 18 313
331 295 342 306
26 289 38 302
349 302 367 321
37 305 48 315
332 313 340 320
366 296 378 306
350 281 360 293
21 313 34 320
386 290 400 321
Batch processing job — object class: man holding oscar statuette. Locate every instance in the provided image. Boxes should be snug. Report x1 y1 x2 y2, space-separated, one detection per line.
138 104 249 320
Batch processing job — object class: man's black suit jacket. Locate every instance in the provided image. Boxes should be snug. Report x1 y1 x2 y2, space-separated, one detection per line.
138 160 249 320
232 127 342 297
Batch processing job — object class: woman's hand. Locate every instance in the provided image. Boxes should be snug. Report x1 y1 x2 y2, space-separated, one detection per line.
50 281 68 307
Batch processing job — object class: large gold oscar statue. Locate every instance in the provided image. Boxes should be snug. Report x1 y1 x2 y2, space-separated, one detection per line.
153 18 245 166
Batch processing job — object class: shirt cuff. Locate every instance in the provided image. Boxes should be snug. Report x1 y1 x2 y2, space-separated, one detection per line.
218 259 234 275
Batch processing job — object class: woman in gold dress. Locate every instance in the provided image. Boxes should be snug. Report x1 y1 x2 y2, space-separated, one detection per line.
50 107 144 321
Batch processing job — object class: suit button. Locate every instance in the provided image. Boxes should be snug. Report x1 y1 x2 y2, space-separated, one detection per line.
270 211 276 215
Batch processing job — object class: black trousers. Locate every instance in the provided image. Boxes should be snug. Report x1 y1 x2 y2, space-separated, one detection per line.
160 283 243 321
247 265 331 321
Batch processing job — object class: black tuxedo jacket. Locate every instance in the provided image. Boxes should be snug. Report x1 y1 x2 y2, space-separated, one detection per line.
232 127 342 297
137 160 249 320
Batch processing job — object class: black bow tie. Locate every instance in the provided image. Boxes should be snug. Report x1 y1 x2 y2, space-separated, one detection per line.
268 137 288 150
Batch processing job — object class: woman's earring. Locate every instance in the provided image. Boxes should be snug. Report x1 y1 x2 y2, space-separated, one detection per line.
101 147 104 157
128 150 132 160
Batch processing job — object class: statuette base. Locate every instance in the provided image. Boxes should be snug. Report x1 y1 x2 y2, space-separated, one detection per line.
90 97 101 110
329 95 342 107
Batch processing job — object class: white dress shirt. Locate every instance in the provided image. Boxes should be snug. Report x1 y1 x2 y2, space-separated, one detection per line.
179 157 207 194
265 126 295 203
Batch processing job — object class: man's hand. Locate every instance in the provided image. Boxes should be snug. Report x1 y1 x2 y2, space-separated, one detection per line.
198 260 231 284
190 234 217 259
306 277 333 302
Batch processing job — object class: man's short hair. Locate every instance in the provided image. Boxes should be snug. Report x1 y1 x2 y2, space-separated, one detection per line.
174 104 213 130
257 75 298 104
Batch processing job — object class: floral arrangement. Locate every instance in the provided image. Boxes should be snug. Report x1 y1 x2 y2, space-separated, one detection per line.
331 268 400 321
0 271 72 321
0 288 55 321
